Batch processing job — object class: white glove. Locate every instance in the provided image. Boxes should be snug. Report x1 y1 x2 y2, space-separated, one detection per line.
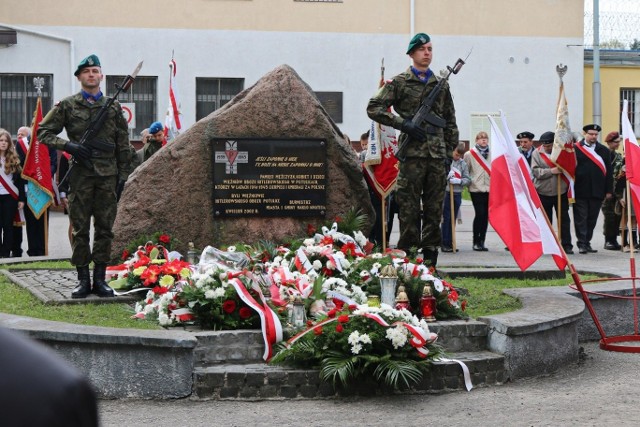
449 177 461 185
446 170 455 179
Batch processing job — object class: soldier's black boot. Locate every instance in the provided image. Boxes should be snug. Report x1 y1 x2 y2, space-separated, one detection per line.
71 266 92 299
92 263 115 297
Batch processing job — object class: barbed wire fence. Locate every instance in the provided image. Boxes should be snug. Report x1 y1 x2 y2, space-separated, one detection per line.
584 0 640 49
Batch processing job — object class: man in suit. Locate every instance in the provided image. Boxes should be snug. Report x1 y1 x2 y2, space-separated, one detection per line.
0 327 99 426
517 131 535 166
573 124 613 254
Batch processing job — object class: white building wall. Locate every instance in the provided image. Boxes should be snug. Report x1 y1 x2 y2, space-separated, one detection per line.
0 24 584 142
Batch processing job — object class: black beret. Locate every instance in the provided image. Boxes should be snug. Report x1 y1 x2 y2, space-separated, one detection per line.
583 124 602 133
539 131 555 144
517 131 534 140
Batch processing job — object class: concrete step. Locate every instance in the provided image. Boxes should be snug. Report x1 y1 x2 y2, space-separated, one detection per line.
192 319 492 367
192 350 505 400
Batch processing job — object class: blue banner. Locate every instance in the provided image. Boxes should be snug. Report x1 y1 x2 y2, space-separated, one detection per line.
27 181 52 219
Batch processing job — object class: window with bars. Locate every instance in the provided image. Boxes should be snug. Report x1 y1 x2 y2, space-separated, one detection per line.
195 78 244 121
0 74 53 137
621 88 640 138
106 75 157 137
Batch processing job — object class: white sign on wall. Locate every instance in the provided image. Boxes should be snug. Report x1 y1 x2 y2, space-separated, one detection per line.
121 103 136 129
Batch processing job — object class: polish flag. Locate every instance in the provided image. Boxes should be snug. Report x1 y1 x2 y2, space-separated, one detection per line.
488 113 567 271
621 100 640 216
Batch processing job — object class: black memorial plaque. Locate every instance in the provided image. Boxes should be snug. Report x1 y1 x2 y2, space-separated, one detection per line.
212 138 327 217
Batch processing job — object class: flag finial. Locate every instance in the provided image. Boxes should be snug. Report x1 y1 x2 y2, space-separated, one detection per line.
33 77 44 97
556 64 567 82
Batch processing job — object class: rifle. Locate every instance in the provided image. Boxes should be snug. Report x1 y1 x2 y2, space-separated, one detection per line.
59 60 143 187
395 51 470 162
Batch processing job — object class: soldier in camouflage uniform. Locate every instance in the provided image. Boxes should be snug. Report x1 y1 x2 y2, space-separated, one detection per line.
38 54 132 298
602 131 623 250
367 33 459 268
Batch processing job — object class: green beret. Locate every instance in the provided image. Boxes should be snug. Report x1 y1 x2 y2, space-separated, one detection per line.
74 54 101 76
406 33 431 54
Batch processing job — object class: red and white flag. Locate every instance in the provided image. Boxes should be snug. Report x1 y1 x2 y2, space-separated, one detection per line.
488 113 567 271
363 78 399 199
551 81 577 201
22 96 54 219
621 100 640 216
164 57 183 143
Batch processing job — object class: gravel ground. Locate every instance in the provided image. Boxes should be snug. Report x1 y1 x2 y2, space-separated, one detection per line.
99 340 638 427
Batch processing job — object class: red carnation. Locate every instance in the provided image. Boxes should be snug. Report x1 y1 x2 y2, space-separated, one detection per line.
158 234 171 245
121 249 130 260
327 308 338 318
239 307 252 319
313 326 323 335
222 300 236 314
306 320 314 327
335 324 344 333
338 315 349 323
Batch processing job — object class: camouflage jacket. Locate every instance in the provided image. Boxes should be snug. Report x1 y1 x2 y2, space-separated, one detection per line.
37 92 132 180
367 67 459 159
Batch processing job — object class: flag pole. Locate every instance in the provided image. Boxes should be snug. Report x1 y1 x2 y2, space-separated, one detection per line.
34 77 49 256
556 176 561 238
554 64 568 248
624 174 638 335
539 196 608 340
450 183 456 252
379 57 388 253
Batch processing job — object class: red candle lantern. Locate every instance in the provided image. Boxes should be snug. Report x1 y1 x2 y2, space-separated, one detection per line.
420 282 437 322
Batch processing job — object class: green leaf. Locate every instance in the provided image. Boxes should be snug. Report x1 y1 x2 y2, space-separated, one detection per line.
373 359 424 389
319 351 358 387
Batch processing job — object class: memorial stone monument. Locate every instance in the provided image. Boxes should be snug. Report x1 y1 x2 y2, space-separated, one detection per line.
111 65 374 259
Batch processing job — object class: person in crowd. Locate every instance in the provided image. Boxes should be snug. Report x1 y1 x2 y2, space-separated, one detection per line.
573 124 613 254
517 131 535 166
464 131 491 251
142 121 165 162
0 327 99 426
441 143 470 252
367 32 459 268
0 128 26 258
38 54 132 298
10 126 30 257
13 125 58 257
601 131 623 250
531 131 573 254
613 156 637 252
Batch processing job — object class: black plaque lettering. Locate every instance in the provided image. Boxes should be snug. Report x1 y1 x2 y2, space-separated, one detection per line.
212 138 327 217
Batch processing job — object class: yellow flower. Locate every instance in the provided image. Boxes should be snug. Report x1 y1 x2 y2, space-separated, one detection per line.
180 268 191 278
159 275 175 287
151 259 167 265
133 266 147 276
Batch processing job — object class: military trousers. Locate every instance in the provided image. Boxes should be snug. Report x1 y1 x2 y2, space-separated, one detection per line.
68 172 118 266
601 196 621 239
395 155 446 252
